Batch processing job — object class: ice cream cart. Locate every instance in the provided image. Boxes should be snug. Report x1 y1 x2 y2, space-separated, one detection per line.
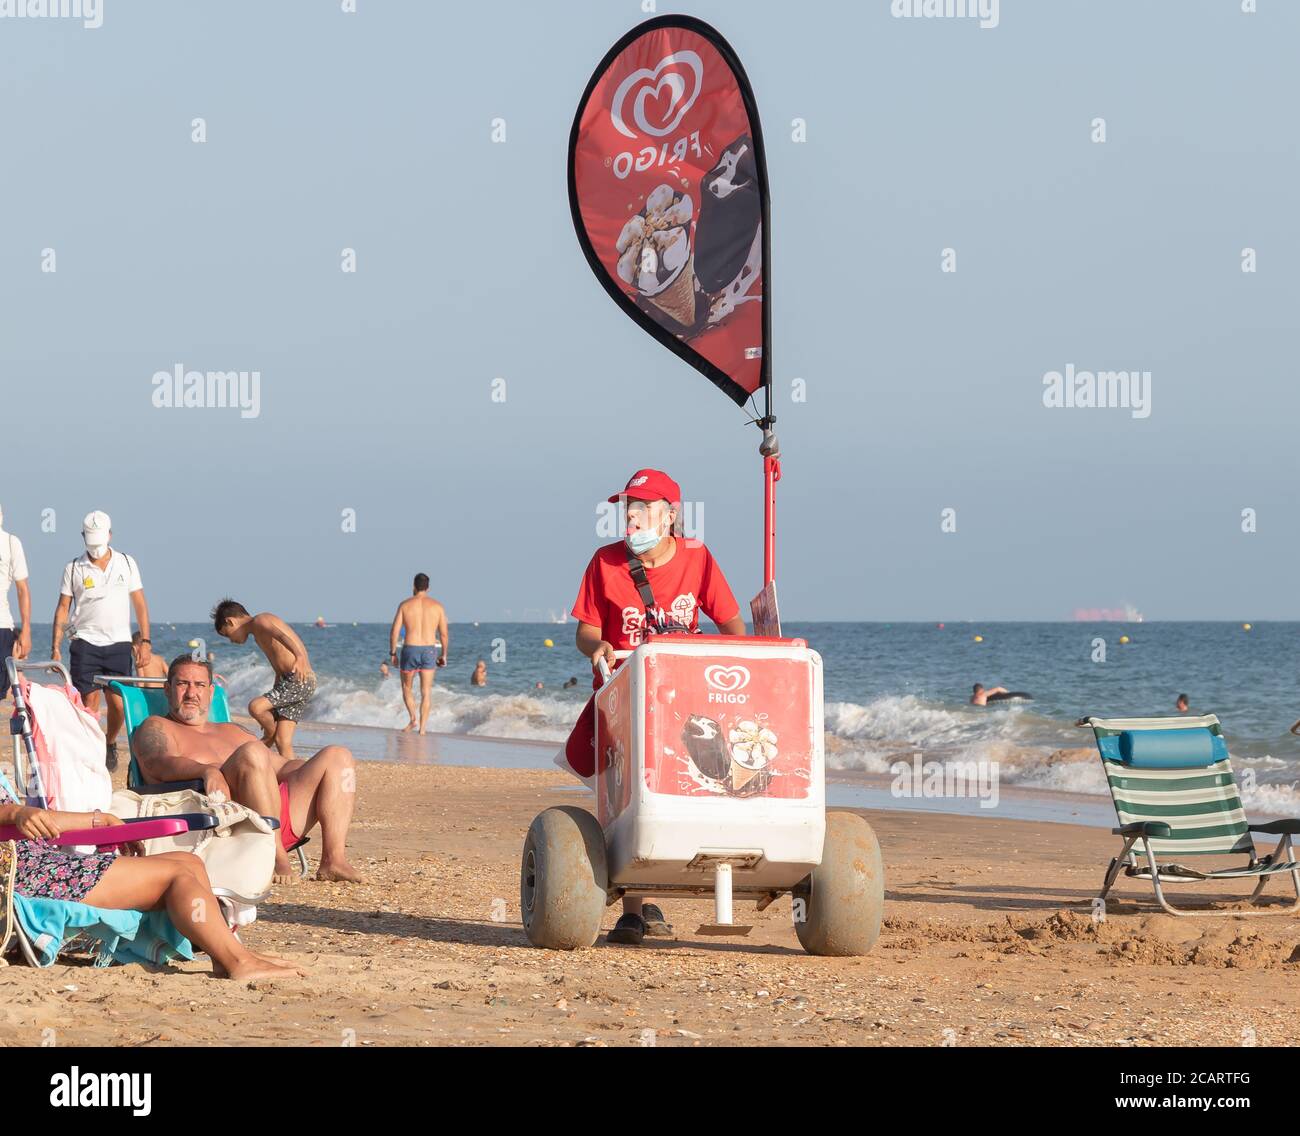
521 636 884 955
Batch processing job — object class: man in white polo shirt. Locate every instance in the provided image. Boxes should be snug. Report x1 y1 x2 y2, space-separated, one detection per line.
0 503 32 705
51 511 153 771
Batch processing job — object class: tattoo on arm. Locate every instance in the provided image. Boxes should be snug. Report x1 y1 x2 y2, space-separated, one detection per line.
133 718 171 773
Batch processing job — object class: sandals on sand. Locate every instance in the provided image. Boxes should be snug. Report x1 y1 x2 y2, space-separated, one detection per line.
641 903 674 937
608 904 674 946
607 913 646 945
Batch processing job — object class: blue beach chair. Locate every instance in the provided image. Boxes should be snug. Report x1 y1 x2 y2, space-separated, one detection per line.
1082 714 1300 917
108 676 310 878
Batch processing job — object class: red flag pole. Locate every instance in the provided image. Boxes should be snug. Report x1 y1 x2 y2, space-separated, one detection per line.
760 421 780 588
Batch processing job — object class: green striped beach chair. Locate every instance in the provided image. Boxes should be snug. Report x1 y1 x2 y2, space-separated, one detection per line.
1082 714 1300 917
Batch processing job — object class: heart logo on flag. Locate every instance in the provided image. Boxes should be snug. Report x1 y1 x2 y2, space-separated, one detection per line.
610 50 704 139
704 665 750 693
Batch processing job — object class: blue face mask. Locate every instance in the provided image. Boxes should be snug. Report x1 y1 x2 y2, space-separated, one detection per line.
625 526 664 556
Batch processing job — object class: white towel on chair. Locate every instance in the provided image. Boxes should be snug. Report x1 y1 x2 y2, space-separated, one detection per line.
25 681 112 814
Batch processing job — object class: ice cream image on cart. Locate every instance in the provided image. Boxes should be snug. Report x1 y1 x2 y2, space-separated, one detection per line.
681 713 775 797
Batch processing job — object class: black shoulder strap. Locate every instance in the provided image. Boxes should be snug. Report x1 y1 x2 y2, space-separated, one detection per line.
626 549 696 636
626 551 659 616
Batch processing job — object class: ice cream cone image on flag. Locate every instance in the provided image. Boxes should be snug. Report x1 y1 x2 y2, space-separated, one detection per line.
648 251 697 327
615 183 699 331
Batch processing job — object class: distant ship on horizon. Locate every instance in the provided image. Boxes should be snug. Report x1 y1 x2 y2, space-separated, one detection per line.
1072 603 1144 623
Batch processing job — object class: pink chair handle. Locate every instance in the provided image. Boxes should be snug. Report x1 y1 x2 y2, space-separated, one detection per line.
0 817 189 847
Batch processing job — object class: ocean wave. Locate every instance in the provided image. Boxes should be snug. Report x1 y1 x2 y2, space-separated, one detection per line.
822 697 1300 813
216 657 577 740
824 694 1049 748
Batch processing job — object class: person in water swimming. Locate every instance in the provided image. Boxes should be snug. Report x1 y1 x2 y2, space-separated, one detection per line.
970 683 1009 706
1176 693 1190 713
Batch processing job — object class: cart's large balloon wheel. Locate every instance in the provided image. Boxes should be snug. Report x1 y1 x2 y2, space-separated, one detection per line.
521 806 609 950
793 812 884 956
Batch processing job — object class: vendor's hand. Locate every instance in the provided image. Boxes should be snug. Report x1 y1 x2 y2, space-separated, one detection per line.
16 806 61 840
590 641 616 676
15 631 30 660
202 768 231 803
138 642 152 667
50 644 61 662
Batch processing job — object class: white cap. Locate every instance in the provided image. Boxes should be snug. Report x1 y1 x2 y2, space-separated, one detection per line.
82 510 112 539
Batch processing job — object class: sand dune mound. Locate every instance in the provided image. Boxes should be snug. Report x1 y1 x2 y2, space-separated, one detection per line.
885 909 1300 969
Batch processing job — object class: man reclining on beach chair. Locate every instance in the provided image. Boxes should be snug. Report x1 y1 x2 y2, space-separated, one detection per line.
133 656 363 885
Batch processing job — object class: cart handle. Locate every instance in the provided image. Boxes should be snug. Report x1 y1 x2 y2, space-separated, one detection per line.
595 650 632 687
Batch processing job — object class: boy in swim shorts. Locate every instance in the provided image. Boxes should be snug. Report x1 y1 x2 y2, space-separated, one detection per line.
211 598 317 759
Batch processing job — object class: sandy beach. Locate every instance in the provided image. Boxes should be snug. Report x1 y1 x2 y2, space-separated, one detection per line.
4 723 1300 1048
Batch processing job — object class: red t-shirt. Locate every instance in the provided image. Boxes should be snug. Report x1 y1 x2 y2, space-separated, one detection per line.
571 539 741 651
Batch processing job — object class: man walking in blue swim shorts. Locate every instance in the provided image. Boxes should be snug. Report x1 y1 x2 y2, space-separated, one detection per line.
388 573 447 735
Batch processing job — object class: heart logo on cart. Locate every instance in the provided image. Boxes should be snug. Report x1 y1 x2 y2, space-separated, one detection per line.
704 665 750 693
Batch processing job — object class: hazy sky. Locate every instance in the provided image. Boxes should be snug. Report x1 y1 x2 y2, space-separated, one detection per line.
2 0 1296 623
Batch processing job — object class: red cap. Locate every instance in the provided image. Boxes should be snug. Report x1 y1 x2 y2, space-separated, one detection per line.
608 468 681 504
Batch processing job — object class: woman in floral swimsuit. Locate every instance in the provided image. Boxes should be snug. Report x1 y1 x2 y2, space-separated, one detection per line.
0 779 305 982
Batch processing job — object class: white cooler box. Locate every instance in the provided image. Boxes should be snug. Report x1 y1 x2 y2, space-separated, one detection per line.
594 636 826 895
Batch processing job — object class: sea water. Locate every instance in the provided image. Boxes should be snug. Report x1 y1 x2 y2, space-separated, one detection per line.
51 620 1300 814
